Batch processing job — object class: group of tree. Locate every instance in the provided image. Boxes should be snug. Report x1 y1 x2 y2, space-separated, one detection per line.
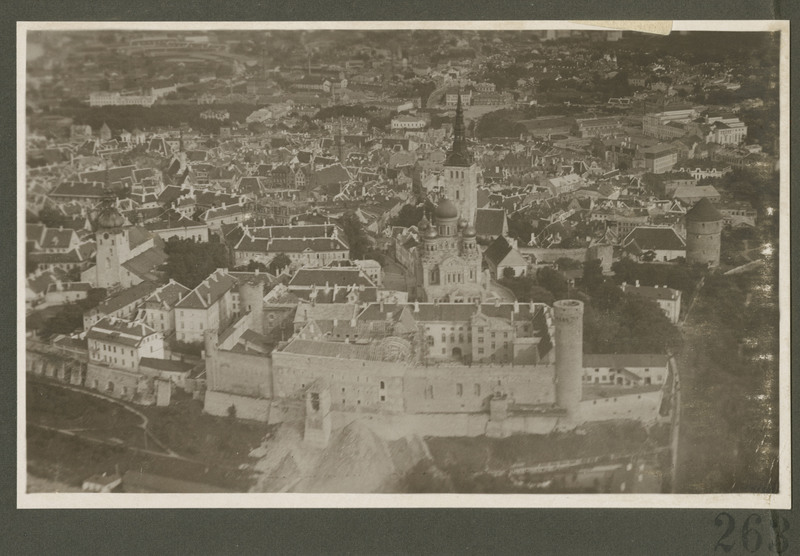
60 103 256 136
30 287 107 339
162 237 229 289
338 211 371 260
474 109 528 139
500 258 684 355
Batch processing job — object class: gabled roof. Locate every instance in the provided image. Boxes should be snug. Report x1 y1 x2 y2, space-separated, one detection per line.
87 316 158 347
93 281 160 316
50 181 108 199
475 208 506 236
174 269 239 310
482 236 513 266
288 267 374 288
143 279 191 307
623 227 686 251
121 245 167 281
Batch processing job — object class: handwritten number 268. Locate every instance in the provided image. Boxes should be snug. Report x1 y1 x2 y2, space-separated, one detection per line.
715 512 790 553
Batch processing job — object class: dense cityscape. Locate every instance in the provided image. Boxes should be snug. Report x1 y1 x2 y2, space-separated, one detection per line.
24 28 780 495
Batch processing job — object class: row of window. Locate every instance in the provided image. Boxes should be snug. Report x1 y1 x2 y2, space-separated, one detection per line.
423 383 482 399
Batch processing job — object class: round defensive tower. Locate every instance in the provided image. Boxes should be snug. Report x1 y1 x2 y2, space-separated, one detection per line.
685 198 723 267
239 278 265 335
554 299 584 415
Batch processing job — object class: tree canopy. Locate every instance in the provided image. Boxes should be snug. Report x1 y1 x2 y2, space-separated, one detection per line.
339 211 370 260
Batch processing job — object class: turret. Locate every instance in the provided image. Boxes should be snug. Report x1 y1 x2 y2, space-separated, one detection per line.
554 299 584 417
685 198 723 267
239 279 265 334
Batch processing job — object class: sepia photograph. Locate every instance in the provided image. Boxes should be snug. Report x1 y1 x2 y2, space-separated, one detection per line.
18 21 789 507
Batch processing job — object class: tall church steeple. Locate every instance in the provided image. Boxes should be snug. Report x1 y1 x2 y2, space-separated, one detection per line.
446 91 472 167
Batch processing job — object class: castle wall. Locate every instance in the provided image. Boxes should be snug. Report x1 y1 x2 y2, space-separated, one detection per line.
85 362 140 401
403 363 556 413
203 390 271 421
271 351 406 413
576 390 664 423
205 346 273 399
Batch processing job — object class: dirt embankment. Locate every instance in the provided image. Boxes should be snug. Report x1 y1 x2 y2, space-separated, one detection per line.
249 420 429 493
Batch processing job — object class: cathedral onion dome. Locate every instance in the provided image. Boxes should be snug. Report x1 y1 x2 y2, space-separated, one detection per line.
434 198 458 220
96 204 125 229
457 218 468 230
463 224 477 238
424 225 439 239
417 216 430 231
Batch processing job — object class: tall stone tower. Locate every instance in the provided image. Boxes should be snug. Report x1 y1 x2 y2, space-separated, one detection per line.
554 299 584 416
685 198 723 267
441 93 479 225
94 200 129 289
238 278 265 335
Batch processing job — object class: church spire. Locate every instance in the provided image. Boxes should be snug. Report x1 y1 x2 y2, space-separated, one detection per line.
445 89 472 167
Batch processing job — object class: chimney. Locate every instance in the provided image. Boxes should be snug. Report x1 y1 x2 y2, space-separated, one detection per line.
513 300 519 313
414 300 420 312
380 301 384 312
207 293 211 305
635 279 640 287
255 268 259 276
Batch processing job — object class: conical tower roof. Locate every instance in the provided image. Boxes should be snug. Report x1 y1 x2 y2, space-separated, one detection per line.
686 197 723 222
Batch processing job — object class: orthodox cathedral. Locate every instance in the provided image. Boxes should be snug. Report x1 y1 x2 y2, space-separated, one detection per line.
416 94 487 303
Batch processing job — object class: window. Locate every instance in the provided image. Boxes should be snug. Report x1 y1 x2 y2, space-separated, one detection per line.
425 385 434 399
478 327 484 333
441 348 446 354
478 337 484 344
478 348 484 354
380 381 385 389
474 384 481 396
456 383 463 397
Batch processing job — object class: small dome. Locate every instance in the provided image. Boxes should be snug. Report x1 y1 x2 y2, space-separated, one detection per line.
417 216 429 230
463 224 477 238
96 204 125 229
434 198 458 219
424 226 439 239
457 218 468 230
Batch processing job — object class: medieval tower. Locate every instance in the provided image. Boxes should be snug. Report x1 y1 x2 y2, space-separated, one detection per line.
554 299 584 416
685 198 723 267
94 201 130 289
238 277 265 335
439 93 479 225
